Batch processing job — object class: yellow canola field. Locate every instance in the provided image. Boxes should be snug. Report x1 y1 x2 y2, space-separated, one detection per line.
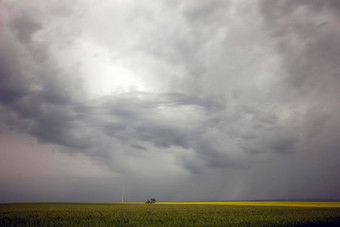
154 202 340 207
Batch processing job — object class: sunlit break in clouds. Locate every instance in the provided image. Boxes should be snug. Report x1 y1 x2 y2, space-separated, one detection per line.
0 0 340 202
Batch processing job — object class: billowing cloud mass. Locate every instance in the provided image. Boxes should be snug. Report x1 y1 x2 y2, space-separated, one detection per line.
0 0 339 202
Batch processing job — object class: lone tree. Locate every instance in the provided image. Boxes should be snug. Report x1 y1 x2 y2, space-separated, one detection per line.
145 198 157 204
150 198 156 204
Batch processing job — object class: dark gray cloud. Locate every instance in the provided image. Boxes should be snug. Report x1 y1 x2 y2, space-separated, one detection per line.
259 0 340 146
9 12 41 44
256 0 340 199
0 0 339 202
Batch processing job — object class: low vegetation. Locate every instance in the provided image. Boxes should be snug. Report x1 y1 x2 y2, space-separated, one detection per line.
0 202 339 226
159 201 340 207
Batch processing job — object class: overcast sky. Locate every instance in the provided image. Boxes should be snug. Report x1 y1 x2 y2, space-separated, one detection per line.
1 0 340 203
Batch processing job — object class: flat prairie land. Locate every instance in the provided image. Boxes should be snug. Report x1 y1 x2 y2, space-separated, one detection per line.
1 202 340 226
159 201 340 207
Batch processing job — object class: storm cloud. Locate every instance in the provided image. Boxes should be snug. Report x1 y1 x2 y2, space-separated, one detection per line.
0 0 339 202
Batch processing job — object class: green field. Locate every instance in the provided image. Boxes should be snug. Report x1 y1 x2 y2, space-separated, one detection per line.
1 202 340 226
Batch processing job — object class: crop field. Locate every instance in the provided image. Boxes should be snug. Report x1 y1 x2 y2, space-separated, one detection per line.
159 201 340 207
1 202 340 226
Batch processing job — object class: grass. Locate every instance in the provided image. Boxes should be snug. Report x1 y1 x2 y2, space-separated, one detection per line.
0 202 339 226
